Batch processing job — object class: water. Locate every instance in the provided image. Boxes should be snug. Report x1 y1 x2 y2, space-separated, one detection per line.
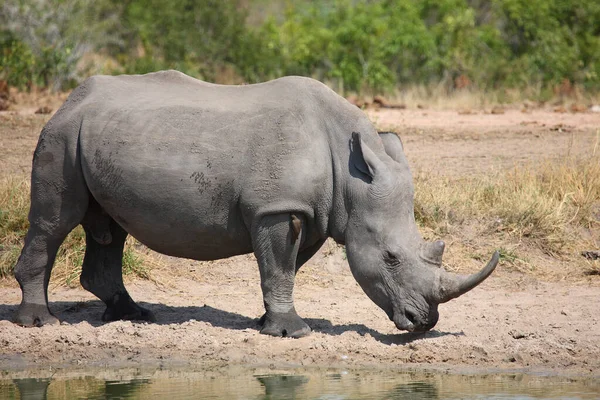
0 367 598 399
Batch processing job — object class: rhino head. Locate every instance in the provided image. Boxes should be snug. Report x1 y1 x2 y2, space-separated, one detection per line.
344 132 498 332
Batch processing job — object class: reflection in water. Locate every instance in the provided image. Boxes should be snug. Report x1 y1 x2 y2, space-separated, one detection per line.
1 367 599 400
256 374 309 399
13 379 50 400
385 382 438 400
104 379 150 399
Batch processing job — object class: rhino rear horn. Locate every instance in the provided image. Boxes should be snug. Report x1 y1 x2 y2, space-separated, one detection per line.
435 251 499 303
420 240 445 266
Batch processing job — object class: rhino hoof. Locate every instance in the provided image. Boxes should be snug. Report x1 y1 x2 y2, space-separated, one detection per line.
102 305 155 323
14 303 60 327
259 311 311 338
102 293 156 323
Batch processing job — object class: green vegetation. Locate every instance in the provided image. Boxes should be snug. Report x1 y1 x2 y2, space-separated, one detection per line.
1 0 599 96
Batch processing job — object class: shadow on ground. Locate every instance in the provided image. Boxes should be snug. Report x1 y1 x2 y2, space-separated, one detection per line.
0 301 461 345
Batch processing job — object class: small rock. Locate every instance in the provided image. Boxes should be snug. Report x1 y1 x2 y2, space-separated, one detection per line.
553 106 567 113
372 95 406 109
590 105 600 113
35 106 53 114
570 103 587 113
509 330 528 339
561 310 568 316
507 353 524 363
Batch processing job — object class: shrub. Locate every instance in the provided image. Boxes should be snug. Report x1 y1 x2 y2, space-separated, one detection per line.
0 0 121 90
1 0 599 95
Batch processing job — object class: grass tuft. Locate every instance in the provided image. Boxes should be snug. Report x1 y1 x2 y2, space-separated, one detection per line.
0 176 30 279
415 155 600 259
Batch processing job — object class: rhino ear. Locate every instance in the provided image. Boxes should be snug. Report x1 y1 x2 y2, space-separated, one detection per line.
378 132 405 163
351 132 388 180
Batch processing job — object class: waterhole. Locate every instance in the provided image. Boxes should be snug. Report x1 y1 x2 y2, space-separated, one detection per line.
1 367 598 399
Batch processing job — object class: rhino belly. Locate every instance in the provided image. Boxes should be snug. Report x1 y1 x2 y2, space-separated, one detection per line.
80 135 252 261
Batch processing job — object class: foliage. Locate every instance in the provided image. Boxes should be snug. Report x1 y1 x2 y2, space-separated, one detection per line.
0 0 599 94
0 0 122 90
113 0 262 81
274 0 435 92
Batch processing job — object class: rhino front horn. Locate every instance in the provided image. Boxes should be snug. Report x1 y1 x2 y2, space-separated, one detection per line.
435 251 499 303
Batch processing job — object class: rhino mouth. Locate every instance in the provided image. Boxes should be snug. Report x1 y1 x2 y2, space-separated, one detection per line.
393 308 438 333
393 312 417 332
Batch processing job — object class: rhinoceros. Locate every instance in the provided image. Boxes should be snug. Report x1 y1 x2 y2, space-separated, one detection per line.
13 70 498 337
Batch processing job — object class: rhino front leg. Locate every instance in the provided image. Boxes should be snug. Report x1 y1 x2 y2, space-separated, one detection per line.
252 213 310 338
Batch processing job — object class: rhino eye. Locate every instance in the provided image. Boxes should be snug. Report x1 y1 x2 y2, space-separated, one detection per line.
384 251 399 266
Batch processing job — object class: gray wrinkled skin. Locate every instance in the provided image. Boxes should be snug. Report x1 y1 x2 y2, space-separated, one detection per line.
13 71 498 337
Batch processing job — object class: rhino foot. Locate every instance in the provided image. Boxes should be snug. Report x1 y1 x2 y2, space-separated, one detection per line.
14 303 60 327
259 311 311 338
101 293 156 323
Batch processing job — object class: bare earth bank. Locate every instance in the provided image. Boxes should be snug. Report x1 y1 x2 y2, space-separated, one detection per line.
0 246 598 377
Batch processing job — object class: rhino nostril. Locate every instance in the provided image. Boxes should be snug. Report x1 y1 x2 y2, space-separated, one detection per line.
405 310 418 326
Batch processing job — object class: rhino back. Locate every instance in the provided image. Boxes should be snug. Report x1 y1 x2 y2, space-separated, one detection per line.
77 71 336 259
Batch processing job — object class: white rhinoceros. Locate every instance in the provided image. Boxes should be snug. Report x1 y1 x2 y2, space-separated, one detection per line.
13 71 498 337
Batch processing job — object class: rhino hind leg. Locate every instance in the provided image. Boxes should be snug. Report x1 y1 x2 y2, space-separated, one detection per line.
80 216 155 323
252 213 310 338
81 197 112 245
13 225 71 327
14 146 89 327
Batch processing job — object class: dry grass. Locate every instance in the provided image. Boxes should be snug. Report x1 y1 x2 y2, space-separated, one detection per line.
414 151 600 275
0 176 157 286
386 83 600 110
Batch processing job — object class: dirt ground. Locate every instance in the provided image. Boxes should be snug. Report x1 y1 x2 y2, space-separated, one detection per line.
0 99 599 377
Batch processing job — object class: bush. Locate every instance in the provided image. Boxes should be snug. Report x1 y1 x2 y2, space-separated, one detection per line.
0 33 38 90
0 0 121 90
1 0 599 95
114 0 258 81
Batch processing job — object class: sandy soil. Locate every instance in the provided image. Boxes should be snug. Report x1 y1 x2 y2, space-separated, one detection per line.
370 107 600 176
0 101 599 376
